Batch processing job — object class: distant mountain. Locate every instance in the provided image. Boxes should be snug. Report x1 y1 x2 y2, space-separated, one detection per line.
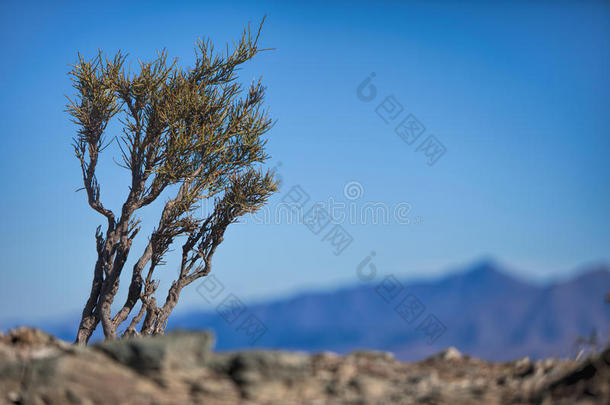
2 261 609 361
166 261 610 361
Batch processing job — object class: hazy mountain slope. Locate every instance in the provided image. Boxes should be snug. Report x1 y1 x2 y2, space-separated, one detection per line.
2 261 608 361
167 261 610 361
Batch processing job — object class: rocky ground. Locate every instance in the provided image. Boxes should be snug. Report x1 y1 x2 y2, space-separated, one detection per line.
0 328 608 405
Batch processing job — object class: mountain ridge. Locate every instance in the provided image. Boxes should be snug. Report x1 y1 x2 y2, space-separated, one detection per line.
2 261 608 361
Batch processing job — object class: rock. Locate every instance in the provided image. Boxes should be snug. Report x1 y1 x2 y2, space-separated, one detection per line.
349 375 387 398
428 346 463 361
94 330 214 374
5 327 57 346
349 349 395 361
0 328 608 404
95 336 166 374
540 347 610 403
6 391 20 403
513 357 534 378
226 351 310 386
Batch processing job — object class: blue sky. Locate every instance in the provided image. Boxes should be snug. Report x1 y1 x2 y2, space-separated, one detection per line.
0 0 608 322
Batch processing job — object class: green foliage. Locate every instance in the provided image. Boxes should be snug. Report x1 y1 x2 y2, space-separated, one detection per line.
67 20 275 215
68 20 277 341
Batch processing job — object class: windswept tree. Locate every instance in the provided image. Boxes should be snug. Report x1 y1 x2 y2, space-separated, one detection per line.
67 21 277 344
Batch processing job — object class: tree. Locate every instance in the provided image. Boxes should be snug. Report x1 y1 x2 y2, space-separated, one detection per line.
67 21 277 344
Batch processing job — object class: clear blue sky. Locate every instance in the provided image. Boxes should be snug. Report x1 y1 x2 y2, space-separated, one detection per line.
0 0 608 322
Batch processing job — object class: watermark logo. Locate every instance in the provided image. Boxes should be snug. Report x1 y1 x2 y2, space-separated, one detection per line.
355 252 447 345
356 72 377 102
239 180 420 226
356 251 377 282
344 181 365 200
322 225 354 256
396 114 425 146
416 135 447 167
196 275 268 345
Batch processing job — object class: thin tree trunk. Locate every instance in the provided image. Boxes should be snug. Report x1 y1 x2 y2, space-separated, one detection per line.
112 243 153 328
75 228 111 344
153 281 183 335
